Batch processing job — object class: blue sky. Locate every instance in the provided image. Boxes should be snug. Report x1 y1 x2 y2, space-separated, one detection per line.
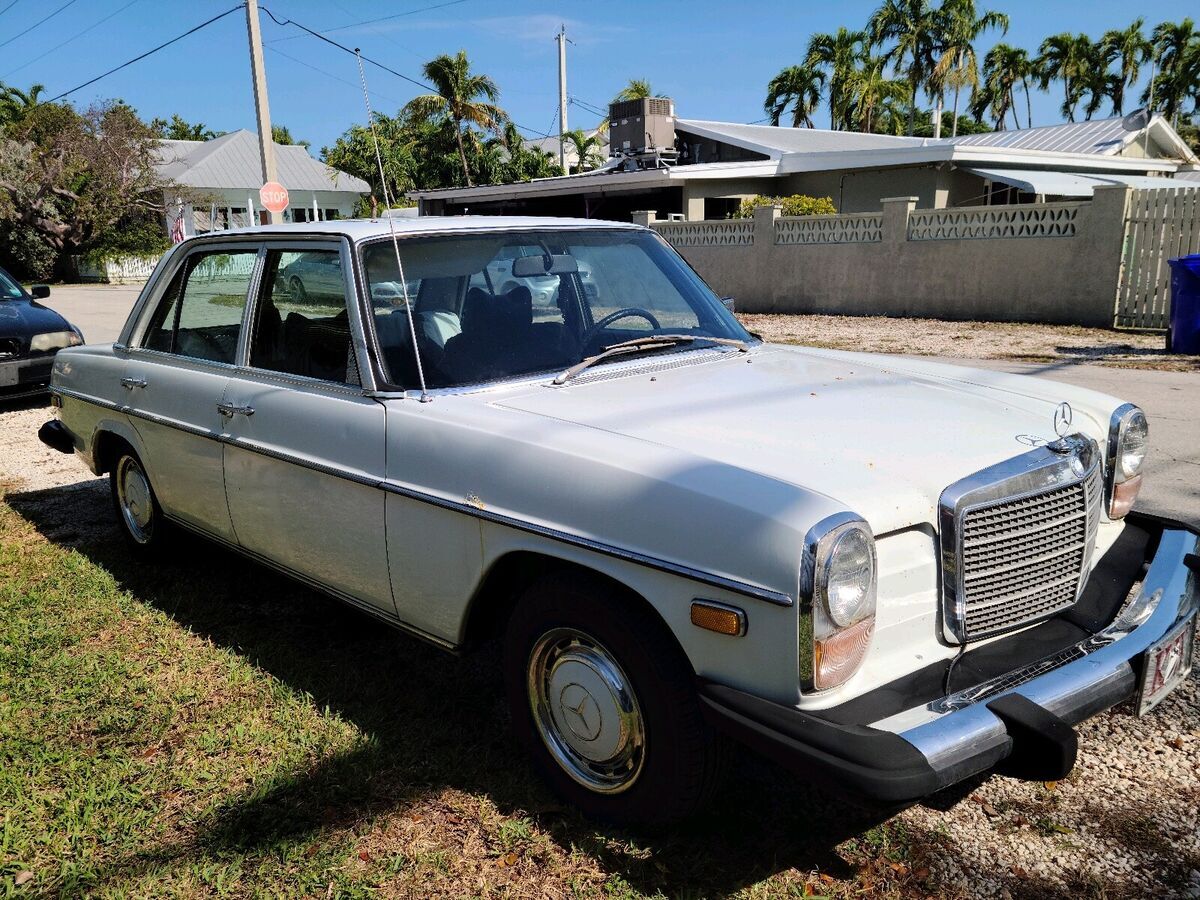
2 0 1194 156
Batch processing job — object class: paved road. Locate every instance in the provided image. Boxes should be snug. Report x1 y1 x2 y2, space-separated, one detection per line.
31 286 1199 526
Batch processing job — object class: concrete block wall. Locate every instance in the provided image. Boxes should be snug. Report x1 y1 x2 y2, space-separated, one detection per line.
640 185 1131 327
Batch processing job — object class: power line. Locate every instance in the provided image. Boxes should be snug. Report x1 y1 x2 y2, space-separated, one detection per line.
0 1 21 21
265 0 470 46
0 0 80 51
45 4 243 103
3 0 142 80
265 44 403 108
257 5 556 139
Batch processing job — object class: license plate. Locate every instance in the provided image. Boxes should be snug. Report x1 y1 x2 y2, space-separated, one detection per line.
1137 612 1196 716
0 364 16 387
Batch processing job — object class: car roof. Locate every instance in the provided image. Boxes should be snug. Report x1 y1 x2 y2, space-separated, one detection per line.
211 215 643 243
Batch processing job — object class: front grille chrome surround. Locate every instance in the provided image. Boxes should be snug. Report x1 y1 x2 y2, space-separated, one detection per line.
939 434 1103 644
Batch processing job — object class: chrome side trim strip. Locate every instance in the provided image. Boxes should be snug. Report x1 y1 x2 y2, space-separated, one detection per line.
163 512 458 652
59 389 793 608
51 385 122 412
378 479 795 608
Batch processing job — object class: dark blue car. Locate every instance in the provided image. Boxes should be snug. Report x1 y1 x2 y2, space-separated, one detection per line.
0 266 83 400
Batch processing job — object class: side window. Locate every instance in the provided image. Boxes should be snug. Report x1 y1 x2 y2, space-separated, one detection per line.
142 249 257 363
248 249 359 385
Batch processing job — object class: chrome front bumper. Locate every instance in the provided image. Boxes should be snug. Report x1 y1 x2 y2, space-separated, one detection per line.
895 522 1199 791
700 518 1198 802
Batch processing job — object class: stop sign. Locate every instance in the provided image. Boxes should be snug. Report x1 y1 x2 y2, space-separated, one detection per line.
259 181 289 214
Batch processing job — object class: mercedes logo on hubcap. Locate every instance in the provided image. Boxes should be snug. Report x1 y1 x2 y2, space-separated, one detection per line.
558 683 601 742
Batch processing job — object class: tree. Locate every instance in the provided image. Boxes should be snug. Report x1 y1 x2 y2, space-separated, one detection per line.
1099 20 1151 115
402 50 506 187
973 43 1030 129
1036 33 1093 121
321 111 419 202
0 100 175 276
494 122 562 182
845 56 910 132
1145 19 1200 127
562 128 605 172
764 64 825 127
612 79 659 102
868 0 942 135
150 113 216 141
806 27 869 129
933 0 1008 137
271 123 309 149
0 82 44 127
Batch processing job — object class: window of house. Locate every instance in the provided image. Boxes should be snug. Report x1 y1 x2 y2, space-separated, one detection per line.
247 249 358 385
142 249 257 364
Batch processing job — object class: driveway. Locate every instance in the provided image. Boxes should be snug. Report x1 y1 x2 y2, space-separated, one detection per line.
38 284 141 344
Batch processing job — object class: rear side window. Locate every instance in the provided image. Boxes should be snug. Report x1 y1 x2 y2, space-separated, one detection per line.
247 249 359 385
142 249 257 364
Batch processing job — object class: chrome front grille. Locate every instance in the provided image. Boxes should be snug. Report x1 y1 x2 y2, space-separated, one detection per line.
939 436 1102 643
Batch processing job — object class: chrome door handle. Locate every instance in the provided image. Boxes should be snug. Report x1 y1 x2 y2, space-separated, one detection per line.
217 402 255 418
120 377 147 389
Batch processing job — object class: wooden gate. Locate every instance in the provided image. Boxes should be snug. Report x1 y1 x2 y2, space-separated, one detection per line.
1115 188 1200 329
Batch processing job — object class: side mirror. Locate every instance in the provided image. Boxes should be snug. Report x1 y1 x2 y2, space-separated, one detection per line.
720 296 735 313
30 284 50 299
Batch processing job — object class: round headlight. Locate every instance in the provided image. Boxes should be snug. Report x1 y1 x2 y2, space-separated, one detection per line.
1117 409 1148 481
822 527 875 627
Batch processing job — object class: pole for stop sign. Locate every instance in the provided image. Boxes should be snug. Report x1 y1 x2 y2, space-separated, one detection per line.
245 0 280 223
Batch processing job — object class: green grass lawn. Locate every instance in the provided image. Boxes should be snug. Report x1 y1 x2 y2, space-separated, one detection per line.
0 485 938 898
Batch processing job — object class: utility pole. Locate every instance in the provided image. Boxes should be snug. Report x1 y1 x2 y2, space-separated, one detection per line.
245 0 280 223
556 24 568 174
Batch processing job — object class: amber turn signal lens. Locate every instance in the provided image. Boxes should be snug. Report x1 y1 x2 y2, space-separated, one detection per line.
690 601 746 636
813 616 874 691
1110 473 1142 519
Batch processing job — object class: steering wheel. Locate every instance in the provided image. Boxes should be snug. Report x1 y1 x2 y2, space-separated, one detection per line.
582 307 662 350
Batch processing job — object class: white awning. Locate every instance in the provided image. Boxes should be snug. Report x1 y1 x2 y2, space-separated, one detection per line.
962 166 1197 197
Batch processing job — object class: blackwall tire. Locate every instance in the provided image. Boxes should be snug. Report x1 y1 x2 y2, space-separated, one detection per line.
504 572 725 826
109 450 171 554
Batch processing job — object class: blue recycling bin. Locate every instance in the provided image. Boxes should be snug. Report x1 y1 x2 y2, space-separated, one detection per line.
1167 255 1200 354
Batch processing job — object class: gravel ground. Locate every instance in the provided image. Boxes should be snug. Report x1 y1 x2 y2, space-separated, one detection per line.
2 398 1197 898
740 313 1200 372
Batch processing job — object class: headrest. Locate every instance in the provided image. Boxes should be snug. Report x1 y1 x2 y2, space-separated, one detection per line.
462 285 532 336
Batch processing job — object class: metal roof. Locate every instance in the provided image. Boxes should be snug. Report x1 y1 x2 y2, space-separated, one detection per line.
962 167 1198 197
943 117 1136 154
155 130 369 194
676 119 924 156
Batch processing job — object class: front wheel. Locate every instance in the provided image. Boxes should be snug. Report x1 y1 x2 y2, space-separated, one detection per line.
504 573 725 826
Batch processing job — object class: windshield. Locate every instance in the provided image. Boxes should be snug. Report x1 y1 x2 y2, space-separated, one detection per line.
361 228 752 389
0 268 25 300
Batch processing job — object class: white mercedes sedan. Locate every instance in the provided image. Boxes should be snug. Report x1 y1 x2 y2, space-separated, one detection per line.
39 217 1197 825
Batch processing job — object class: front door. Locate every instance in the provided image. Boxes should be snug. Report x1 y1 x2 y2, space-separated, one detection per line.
123 244 259 542
220 241 394 615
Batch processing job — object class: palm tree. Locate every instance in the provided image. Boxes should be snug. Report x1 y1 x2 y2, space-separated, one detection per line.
1099 20 1151 115
764 64 825 127
933 0 1008 137
562 128 605 172
1146 19 1200 127
1036 33 1093 121
0 82 44 125
973 43 1024 129
612 79 659 103
868 0 941 135
846 57 911 132
806 27 869 129
402 51 507 187
1079 47 1119 121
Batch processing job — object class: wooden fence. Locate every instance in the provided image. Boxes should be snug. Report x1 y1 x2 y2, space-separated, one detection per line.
1115 188 1200 329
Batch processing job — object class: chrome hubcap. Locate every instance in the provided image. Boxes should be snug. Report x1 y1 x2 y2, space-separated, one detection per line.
116 456 154 544
528 627 645 794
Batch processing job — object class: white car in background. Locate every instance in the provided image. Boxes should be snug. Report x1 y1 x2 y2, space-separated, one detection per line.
39 217 1197 825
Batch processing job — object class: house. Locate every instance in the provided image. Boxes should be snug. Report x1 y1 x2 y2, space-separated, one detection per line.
155 130 369 238
413 105 1198 221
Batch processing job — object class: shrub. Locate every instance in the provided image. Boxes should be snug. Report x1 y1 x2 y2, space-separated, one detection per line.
733 194 837 218
0 222 57 282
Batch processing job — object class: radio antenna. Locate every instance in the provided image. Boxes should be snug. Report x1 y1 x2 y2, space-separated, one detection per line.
354 48 429 402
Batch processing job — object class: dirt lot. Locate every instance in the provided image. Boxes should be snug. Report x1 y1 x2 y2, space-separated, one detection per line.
1 398 1197 899
740 313 1200 372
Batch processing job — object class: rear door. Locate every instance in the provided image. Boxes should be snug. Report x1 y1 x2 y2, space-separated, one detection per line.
220 239 394 615
122 243 259 541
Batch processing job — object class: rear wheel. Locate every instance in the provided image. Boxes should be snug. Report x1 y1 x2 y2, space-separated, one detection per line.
289 276 308 303
110 450 171 553
503 572 725 826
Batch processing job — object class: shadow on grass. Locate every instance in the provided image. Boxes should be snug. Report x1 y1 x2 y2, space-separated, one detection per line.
8 479 924 896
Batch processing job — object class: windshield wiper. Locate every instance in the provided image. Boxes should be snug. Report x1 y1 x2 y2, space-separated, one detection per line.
553 334 748 386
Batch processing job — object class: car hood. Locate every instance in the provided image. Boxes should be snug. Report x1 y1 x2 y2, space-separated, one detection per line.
493 344 1115 534
0 298 71 339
